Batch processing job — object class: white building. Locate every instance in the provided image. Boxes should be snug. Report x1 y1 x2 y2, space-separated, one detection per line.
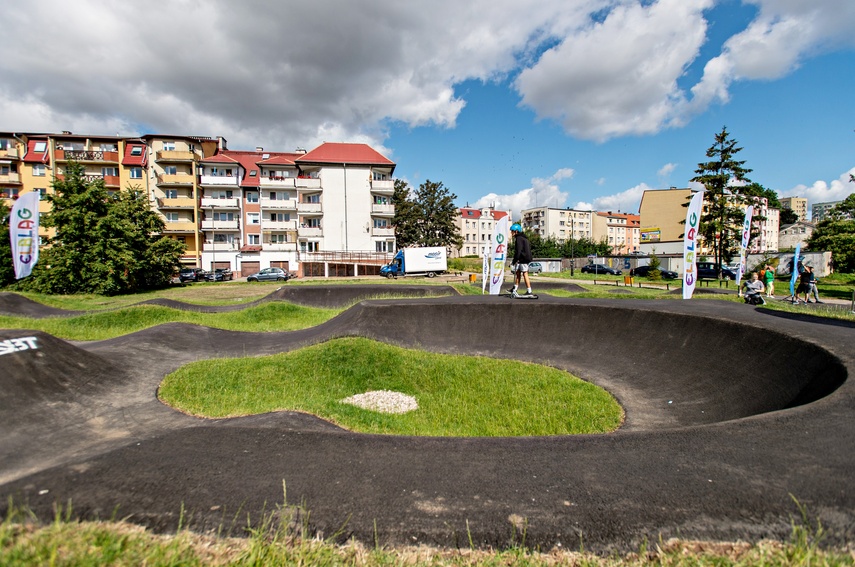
455 206 511 257
521 207 593 243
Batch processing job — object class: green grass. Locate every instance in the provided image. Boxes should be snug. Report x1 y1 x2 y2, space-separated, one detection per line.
159 337 623 436
0 302 341 341
2 499 850 566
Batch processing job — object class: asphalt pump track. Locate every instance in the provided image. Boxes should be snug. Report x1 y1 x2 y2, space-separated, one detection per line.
1 286 853 552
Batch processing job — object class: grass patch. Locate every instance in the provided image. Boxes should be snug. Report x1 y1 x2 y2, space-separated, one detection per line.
0 302 341 341
159 337 623 436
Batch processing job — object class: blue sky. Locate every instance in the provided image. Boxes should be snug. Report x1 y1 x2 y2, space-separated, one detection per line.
2 0 853 219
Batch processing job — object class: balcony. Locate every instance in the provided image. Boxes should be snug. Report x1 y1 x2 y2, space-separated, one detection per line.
157 197 196 209
201 197 239 208
263 220 298 231
298 226 323 238
201 219 240 230
296 177 321 189
297 202 322 213
2 147 18 159
156 150 195 162
259 176 296 188
260 197 297 210
204 242 239 252
157 173 195 186
200 174 239 186
56 149 119 162
0 172 21 184
371 204 394 216
162 221 197 233
372 227 395 237
263 242 297 251
370 179 394 194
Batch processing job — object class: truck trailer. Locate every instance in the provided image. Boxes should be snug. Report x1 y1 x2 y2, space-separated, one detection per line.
380 247 448 278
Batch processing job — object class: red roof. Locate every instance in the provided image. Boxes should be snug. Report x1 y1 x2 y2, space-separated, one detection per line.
459 208 509 221
258 155 299 166
23 139 50 163
296 143 394 168
122 143 147 167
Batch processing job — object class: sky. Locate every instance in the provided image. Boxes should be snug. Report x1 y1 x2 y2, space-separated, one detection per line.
2 0 854 220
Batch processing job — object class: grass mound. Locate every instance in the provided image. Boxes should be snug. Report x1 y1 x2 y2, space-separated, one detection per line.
159 337 623 436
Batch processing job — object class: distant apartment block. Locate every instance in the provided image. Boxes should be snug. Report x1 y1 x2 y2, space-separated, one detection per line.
779 196 807 222
812 200 849 222
521 207 593 244
1 132 397 277
455 206 511 257
592 211 640 254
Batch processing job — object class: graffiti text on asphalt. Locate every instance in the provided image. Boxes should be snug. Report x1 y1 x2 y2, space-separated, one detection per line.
0 336 39 356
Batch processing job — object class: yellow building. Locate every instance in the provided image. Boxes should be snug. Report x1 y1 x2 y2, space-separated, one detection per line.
779 197 807 222
638 187 694 254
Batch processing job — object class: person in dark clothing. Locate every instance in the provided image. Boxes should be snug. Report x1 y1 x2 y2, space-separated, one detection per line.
509 223 533 297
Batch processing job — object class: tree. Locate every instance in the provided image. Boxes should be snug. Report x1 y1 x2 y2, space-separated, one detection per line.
392 179 462 249
19 162 185 295
0 201 14 287
807 192 855 273
691 127 753 275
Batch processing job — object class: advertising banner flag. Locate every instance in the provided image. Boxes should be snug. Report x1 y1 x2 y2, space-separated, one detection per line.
790 243 801 298
489 216 509 295
735 205 753 290
682 190 704 299
10 191 40 280
482 247 489 294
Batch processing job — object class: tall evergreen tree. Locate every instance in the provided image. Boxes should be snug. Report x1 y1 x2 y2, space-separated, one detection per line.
691 126 753 273
20 161 185 295
391 179 421 248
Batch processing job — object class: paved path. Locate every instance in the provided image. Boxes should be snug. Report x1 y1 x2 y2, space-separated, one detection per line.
1 288 853 552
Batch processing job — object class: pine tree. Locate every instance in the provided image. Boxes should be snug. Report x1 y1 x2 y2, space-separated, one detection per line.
392 179 462 249
691 127 753 274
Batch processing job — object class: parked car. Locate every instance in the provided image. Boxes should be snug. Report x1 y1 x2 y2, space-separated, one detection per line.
528 261 543 274
246 267 294 282
206 268 234 282
580 263 622 275
629 265 678 280
696 262 737 280
178 267 207 283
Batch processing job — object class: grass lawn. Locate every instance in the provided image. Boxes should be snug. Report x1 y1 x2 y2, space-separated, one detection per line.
159 337 623 437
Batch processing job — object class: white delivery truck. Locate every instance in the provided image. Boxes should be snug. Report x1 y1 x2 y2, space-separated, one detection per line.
379 247 448 278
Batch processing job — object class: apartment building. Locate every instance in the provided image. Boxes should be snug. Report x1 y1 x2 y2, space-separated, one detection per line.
198 142 396 276
521 207 593 243
812 200 848 222
454 206 511 257
779 196 807 222
638 187 694 254
592 211 640 254
747 196 779 253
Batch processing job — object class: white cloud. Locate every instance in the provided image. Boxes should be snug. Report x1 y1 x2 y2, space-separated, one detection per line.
515 0 713 141
574 202 595 211
690 1 855 111
658 163 677 178
473 168 573 219
780 168 855 213
593 184 649 214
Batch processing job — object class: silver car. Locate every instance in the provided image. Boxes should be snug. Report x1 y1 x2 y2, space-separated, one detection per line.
246 267 293 282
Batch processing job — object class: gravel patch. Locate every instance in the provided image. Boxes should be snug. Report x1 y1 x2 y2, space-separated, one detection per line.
340 390 418 414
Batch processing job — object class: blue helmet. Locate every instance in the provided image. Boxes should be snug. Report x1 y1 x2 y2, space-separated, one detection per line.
510 223 522 232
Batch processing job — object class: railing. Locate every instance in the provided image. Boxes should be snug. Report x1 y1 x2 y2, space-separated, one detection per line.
201 219 240 230
162 221 197 232
371 204 394 215
370 179 394 192
260 197 297 210
297 202 322 213
200 175 239 186
372 227 395 237
57 150 119 162
1 147 18 159
296 177 321 189
263 220 298 230
297 227 323 237
201 197 239 208
259 177 296 188
263 242 297 251
299 250 394 263
157 173 195 185
203 242 239 251
0 172 20 183
156 150 195 162
157 197 196 209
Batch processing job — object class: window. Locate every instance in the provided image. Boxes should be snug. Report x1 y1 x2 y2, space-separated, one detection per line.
34 142 47 153
373 219 389 228
102 167 119 176
270 213 290 222
33 164 45 176
304 194 320 203
213 233 233 244
163 166 177 175
246 191 258 203
373 171 388 181
213 212 235 221
247 234 260 245
10 188 19 199
301 241 319 252
269 233 288 244
37 188 46 198
375 241 393 252
130 168 143 179
247 213 259 225
249 170 257 177
162 141 175 151
130 146 143 156
164 189 178 199
0 139 8 150
0 165 8 175
304 218 321 228
165 213 179 222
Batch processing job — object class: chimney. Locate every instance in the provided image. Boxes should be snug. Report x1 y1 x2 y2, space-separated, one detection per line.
256 147 263 152
295 147 307 154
